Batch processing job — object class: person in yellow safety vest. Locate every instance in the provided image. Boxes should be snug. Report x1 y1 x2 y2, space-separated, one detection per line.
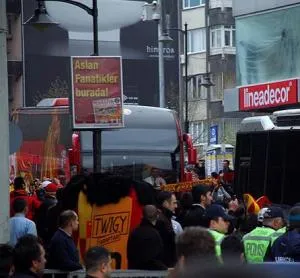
243 206 285 263
206 204 235 262
271 226 287 245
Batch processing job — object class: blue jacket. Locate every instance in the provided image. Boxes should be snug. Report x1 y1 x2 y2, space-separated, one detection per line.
271 230 300 262
47 229 82 271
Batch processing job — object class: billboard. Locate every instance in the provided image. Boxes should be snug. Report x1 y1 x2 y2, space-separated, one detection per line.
71 56 123 129
239 78 299 111
22 0 179 109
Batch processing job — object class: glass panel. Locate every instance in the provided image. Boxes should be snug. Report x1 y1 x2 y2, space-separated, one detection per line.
232 30 236 47
183 0 189 8
192 77 197 98
192 30 201 52
225 30 231 46
187 31 192 52
216 29 222 47
211 30 216 48
190 0 201 7
83 152 178 184
236 5 300 85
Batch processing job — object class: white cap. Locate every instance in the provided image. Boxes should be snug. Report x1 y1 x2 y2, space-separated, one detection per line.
41 180 51 188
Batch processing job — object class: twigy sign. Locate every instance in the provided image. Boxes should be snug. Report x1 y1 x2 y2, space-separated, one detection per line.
92 212 130 245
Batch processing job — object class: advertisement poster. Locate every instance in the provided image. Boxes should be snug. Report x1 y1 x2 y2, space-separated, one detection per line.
22 0 179 109
71 56 123 129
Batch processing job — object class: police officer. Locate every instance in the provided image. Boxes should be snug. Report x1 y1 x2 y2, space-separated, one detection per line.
243 206 285 263
271 206 300 262
206 204 234 262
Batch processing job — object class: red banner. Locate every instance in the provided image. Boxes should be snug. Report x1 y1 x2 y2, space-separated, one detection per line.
71 56 123 129
239 79 299 111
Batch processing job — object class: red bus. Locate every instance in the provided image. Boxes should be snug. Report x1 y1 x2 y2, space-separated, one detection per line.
11 98 196 185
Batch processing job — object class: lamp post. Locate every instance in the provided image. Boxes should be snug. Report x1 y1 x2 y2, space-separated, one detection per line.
25 0 103 172
169 23 188 133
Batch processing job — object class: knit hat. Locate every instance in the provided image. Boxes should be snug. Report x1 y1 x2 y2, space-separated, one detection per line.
45 183 58 193
288 206 300 228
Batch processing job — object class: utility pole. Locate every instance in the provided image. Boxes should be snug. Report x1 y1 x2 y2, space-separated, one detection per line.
0 1 10 243
184 22 188 133
158 0 165 108
205 0 211 144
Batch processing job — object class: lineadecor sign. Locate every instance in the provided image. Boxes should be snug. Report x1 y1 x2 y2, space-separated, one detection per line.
239 79 299 111
71 56 124 130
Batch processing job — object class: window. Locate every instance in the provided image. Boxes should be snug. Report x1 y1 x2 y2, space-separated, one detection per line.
210 25 235 48
188 75 206 99
190 121 205 145
187 28 206 53
224 25 236 47
183 0 205 9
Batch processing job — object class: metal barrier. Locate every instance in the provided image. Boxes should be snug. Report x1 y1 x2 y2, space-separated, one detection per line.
44 269 169 278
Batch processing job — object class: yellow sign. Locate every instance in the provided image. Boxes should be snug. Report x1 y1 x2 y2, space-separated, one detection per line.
161 179 213 192
78 191 132 269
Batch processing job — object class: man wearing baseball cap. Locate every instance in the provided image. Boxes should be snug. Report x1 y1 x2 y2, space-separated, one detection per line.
206 204 234 261
271 205 300 262
243 206 285 263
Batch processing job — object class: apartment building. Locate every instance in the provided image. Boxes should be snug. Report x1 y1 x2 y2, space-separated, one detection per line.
182 0 245 155
6 0 23 111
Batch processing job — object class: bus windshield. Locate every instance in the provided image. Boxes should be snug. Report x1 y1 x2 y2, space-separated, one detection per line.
81 151 179 184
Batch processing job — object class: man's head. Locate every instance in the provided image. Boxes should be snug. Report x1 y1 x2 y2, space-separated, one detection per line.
157 191 177 213
192 185 213 207
0 244 13 276
176 227 216 267
262 206 284 230
288 206 300 230
223 160 230 168
44 183 58 197
221 235 245 264
59 210 79 232
13 198 28 215
84 247 112 278
14 177 25 190
143 205 159 225
151 167 161 178
13 235 46 274
206 204 234 234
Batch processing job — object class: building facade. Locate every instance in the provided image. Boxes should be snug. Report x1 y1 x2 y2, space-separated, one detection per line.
181 0 243 157
6 0 23 110
6 0 181 110
225 0 300 113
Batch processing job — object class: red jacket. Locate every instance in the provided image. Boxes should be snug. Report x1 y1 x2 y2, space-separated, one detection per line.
10 189 41 220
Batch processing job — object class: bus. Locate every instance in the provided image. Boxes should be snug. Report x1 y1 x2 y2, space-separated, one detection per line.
11 98 196 185
234 109 300 205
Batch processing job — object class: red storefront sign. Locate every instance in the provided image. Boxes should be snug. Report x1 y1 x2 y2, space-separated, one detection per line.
71 56 123 129
239 79 299 111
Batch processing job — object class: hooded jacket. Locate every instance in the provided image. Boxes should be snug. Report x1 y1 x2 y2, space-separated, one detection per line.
271 230 300 262
10 190 41 220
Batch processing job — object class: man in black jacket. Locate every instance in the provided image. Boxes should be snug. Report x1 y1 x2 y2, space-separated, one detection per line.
155 192 178 268
183 184 213 228
127 205 167 270
47 210 82 271
13 235 47 278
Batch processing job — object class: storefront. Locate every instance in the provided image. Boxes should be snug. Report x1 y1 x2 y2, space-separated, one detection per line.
225 1 300 113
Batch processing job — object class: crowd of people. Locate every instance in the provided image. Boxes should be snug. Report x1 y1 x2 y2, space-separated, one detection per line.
3 164 300 277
